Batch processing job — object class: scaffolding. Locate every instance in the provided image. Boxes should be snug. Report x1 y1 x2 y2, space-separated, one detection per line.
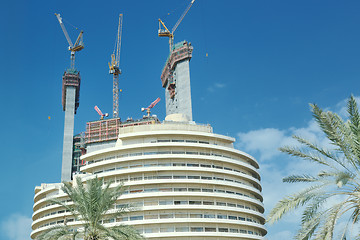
62 69 81 113
85 117 161 144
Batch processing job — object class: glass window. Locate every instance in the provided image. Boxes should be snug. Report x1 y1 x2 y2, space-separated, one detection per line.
190 213 203 218
174 200 188 205
201 176 212 180
217 214 227 219
219 228 229 232
144 214 157 220
204 214 215 218
144 200 157 206
176 227 189 232
173 175 186 179
230 228 239 233
159 200 173 205
205 227 216 232
175 212 188 218
216 202 226 206
173 163 185 166
200 164 211 168
203 201 214 205
160 213 174 219
130 216 143 221
189 200 201 205
188 188 201 192
228 215 237 220
202 188 213 192
160 227 174 232
191 227 203 232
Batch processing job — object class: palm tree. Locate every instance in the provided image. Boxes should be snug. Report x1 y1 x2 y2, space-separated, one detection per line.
36 177 144 240
267 96 360 239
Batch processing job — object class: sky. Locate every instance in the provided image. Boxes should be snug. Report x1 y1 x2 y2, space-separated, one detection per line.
1 0 360 239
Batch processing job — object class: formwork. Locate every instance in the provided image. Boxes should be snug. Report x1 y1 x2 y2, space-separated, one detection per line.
161 41 193 89
85 117 160 144
62 69 81 113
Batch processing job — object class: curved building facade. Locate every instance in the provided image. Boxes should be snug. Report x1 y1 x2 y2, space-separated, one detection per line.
31 121 266 239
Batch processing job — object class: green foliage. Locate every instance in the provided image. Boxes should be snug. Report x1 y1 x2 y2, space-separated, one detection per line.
36 177 144 240
267 95 360 239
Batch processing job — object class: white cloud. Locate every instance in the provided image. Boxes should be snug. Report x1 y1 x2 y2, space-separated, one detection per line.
207 82 226 92
235 96 360 238
1 214 32 240
237 128 296 161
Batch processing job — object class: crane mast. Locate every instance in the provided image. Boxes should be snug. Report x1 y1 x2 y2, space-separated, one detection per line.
109 14 123 119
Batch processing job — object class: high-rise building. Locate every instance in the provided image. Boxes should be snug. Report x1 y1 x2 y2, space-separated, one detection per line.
31 41 267 239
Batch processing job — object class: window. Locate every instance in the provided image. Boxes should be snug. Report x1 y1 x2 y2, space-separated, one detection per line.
190 213 202 218
160 213 173 219
176 227 189 232
173 175 186 179
189 200 201 205
174 200 188 205
144 200 157 206
175 212 188 218
130 216 143 221
144 214 157 220
191 227 203 232
219 228 229 232
217 214 227 219
173 163 185 166
216 202 226 206
187 163 199 167
204 214 215 218
201 164 211 168
230 228 239 233
202 188 213 192
188 188 201 192
174 188 186 192
203 201 214 205
159 200 173 205
187 176 200 179
205 227 216 232
160 227 174 232
228 215 237 220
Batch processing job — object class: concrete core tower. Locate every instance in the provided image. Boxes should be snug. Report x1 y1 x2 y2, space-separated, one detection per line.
161 41 193 121
61 69 81 182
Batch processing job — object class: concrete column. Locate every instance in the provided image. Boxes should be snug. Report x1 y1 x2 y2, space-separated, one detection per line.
61 86 76 182
165 59 193 121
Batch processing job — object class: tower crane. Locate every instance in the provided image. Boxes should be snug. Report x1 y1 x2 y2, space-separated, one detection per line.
109 14 123 119
55 13 84 70
158 0 195 52
141 97 161 117
94 106 109 120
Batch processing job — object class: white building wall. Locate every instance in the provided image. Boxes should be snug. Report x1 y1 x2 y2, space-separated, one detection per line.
31 122 266 239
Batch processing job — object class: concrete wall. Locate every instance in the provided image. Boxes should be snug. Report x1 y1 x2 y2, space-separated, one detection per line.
61 86 76 182
165 59 193 121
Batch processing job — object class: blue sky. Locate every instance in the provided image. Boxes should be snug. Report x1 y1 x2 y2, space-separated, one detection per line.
1 0 360 239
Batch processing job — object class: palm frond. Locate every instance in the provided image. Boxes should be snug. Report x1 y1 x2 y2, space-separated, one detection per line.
283 174 318 183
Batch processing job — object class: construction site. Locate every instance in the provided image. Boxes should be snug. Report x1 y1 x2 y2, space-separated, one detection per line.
31 1 267 239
